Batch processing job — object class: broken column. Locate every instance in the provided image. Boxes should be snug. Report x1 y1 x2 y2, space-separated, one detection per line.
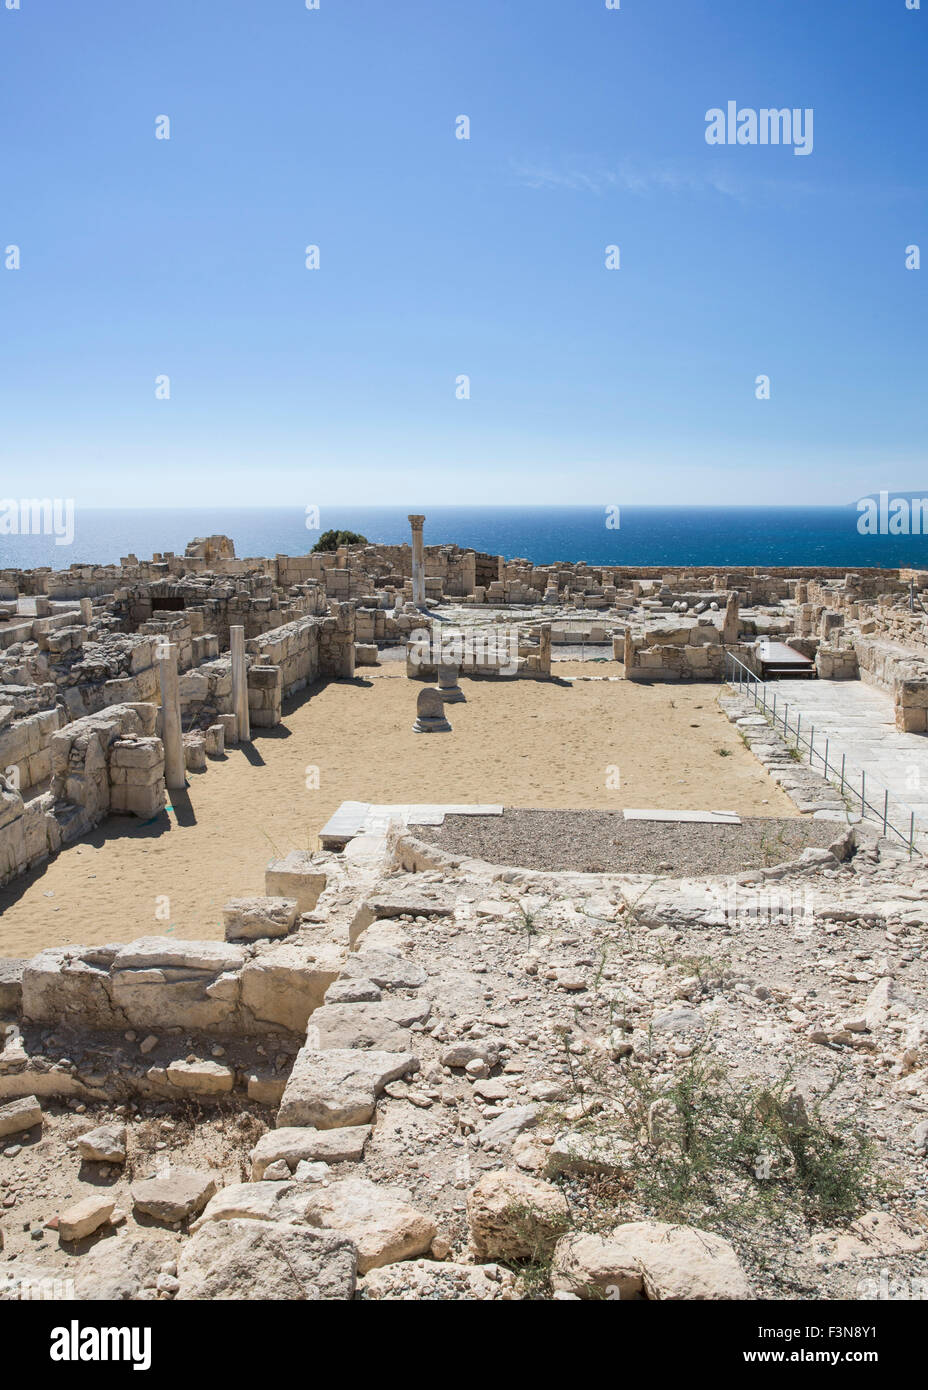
412 686 451 733
158 643 186 791
537 623 552 676
722 591 740 644
231 625 250 743
437 663 465 703
79 597 93 625
409 514 426 606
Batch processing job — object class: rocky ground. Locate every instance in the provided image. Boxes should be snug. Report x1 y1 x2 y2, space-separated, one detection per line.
3 797 927 1300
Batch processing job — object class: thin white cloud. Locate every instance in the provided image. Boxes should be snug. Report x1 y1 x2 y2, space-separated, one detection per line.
512 158 743 199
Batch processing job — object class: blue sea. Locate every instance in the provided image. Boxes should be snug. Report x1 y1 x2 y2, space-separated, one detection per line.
2 506 928 571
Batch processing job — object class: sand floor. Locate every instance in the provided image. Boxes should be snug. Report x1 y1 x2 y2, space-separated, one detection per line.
0 664 796 956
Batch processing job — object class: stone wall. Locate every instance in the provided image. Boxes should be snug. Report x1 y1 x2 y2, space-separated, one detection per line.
18 936 339 1039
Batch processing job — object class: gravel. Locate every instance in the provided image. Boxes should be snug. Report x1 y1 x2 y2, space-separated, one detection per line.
417 809 842 875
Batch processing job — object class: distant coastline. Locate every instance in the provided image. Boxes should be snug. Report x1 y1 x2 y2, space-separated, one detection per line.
2 504 928 571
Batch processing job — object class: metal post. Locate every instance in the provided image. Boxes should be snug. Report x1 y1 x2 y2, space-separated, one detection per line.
840 753 846 792
883 790 889 837
824 737 829 778
861 770 866 813
773 692 777 721
910 812 915 857
810 726 815 763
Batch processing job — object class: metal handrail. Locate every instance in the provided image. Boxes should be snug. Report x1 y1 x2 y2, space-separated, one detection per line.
723 650 921 854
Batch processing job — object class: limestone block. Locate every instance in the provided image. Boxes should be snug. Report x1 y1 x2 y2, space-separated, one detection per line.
131 1167 218 1224
222 895 298 943
277 1048 417 1129
21 948 120 1029
78 1122 127 1164
249 1125 371 1179
165 1059 235 1095
552 1222 752 1300
177 1218 356 1300
58 1197 115 1243
240 943 343 1034
0 1094 42 1137
0 957 26 1012
295 1177 436 1274
466 1169 569 1261
183 732 207 772
264 850 327 913
204 723 225 757
307 998 431 1052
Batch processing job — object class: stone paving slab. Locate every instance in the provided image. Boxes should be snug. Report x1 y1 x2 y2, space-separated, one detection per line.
754 680 928 823
320 801 503 849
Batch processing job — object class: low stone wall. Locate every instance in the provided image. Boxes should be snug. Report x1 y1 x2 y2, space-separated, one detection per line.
620 624 727 681
13 932 343 1039
854 636 928 733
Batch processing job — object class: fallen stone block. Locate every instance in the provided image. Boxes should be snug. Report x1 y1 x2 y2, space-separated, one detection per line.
277 1048 417 1129
222 895 298 943
250 1125 371 1179
192 1181 326 1230
58 1196 115 1243
0 1094 42 1138
340 950 426 991
546 1130 634 1179
307 998 431 1052
131 1167 218 1224
359 1259 518 1301
177 1218 356 1300
77 1122 127 1165
298 1177 437 1274
466 1168 570 1262
165 1059 235 1095
552 1222 752 1300
71 1234 176 1300
245 1070 287 1107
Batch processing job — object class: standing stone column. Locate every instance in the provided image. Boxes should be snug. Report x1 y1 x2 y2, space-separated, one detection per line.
722 591 740 645
158 642 186 791
231 625 251 743
538 623 552 676
79 597 93 625
408 514 426 605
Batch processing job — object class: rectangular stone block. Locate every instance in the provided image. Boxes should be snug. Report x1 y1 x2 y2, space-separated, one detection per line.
264 851 327 913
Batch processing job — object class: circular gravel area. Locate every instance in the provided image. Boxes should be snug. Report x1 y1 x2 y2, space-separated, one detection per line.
416 809 842 875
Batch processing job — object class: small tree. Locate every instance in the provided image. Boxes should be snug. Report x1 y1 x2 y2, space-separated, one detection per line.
311 529 368 554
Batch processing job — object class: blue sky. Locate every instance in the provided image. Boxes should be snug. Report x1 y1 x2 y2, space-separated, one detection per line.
1 0 925 507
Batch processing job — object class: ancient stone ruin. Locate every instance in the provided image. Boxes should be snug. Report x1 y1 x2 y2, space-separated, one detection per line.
2 524 928 1302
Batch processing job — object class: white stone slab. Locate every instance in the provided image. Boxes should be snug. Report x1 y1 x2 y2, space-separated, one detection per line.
623 809 742 825
320 801 504 847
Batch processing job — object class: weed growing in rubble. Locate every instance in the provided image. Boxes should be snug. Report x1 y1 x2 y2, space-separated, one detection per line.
518 904 537 940
552 1044 876 1232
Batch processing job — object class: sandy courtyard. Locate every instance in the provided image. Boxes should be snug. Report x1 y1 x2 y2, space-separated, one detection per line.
0 665 795 956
